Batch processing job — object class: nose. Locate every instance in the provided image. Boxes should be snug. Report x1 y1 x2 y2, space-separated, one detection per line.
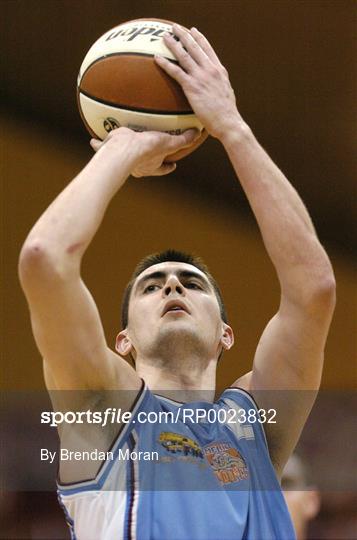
163 275 185 297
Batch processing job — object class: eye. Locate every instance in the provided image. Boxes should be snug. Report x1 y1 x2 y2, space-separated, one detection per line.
143 284 160 293
186 282 202 290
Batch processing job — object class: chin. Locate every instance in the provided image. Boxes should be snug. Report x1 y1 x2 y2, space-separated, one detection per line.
151 323 207 358
159 319 198 338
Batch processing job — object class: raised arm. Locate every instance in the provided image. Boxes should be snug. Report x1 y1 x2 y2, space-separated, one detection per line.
155 25 336 475
19 127 199 392
222 124 335 475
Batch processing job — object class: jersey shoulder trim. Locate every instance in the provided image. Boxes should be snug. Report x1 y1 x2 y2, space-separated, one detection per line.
219 387 269 449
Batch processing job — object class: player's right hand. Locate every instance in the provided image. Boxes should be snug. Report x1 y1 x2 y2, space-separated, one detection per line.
90 127 200 177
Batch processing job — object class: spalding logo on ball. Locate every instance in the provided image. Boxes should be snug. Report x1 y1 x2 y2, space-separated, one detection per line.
77 18 208 161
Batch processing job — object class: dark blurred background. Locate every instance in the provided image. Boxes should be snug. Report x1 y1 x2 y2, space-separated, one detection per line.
1 1 356 538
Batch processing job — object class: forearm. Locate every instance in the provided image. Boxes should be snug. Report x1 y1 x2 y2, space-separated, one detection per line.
19 126 198 284
222 120 335 304
20 139 136 277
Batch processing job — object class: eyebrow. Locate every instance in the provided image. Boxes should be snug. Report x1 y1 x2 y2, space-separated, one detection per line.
134 269 210 292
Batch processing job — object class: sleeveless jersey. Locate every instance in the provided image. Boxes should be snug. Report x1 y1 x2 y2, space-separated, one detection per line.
57 383 296 540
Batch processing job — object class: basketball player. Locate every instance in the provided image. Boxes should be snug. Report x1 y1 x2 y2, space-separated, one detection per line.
19 24 335 539
282 455 321 540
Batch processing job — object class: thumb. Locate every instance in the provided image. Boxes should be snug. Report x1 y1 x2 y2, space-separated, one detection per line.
153 162 177 176
90 138 103 152
132 162 177 178
166 129 201 152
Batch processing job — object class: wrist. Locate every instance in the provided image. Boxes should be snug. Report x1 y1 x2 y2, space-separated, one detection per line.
100 134 140 171
217 117 252 149
94 128 146 176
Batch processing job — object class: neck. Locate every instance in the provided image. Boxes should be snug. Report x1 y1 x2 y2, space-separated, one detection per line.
136 355 217 403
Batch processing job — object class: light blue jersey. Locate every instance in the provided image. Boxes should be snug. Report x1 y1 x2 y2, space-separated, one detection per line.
58 383 296 540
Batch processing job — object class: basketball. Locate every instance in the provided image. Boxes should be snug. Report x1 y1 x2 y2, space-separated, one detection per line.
77 18 208 161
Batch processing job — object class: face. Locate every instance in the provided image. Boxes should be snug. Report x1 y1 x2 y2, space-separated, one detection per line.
117 261 233 363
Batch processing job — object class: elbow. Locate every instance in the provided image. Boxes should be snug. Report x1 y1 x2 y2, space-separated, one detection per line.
301 245 336 309
307 270 336 313
19 241 46 264
315 256 336 302
18 241 62 289
283 267 336 322
19 237 81 291
19 240 45 268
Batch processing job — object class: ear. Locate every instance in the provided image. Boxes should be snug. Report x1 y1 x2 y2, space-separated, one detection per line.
115 329 134 357
221 324 234 351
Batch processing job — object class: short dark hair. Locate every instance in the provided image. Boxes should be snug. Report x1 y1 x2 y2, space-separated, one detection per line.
121 249 227 329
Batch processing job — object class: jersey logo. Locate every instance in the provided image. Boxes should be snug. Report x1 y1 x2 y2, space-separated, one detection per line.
158 431 204 459
203 442 249 484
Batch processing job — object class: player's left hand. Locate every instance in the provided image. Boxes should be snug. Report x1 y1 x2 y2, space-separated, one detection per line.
155 24 242 141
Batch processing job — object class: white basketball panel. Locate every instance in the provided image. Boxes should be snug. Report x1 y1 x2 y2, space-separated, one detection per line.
79 93 203 139
79 20 176 81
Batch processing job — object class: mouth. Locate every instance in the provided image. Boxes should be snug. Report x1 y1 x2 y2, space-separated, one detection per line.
162 301 190 317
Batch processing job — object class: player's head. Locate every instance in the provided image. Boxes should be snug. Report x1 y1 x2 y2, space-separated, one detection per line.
282 454 321 540
116 249 234 364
